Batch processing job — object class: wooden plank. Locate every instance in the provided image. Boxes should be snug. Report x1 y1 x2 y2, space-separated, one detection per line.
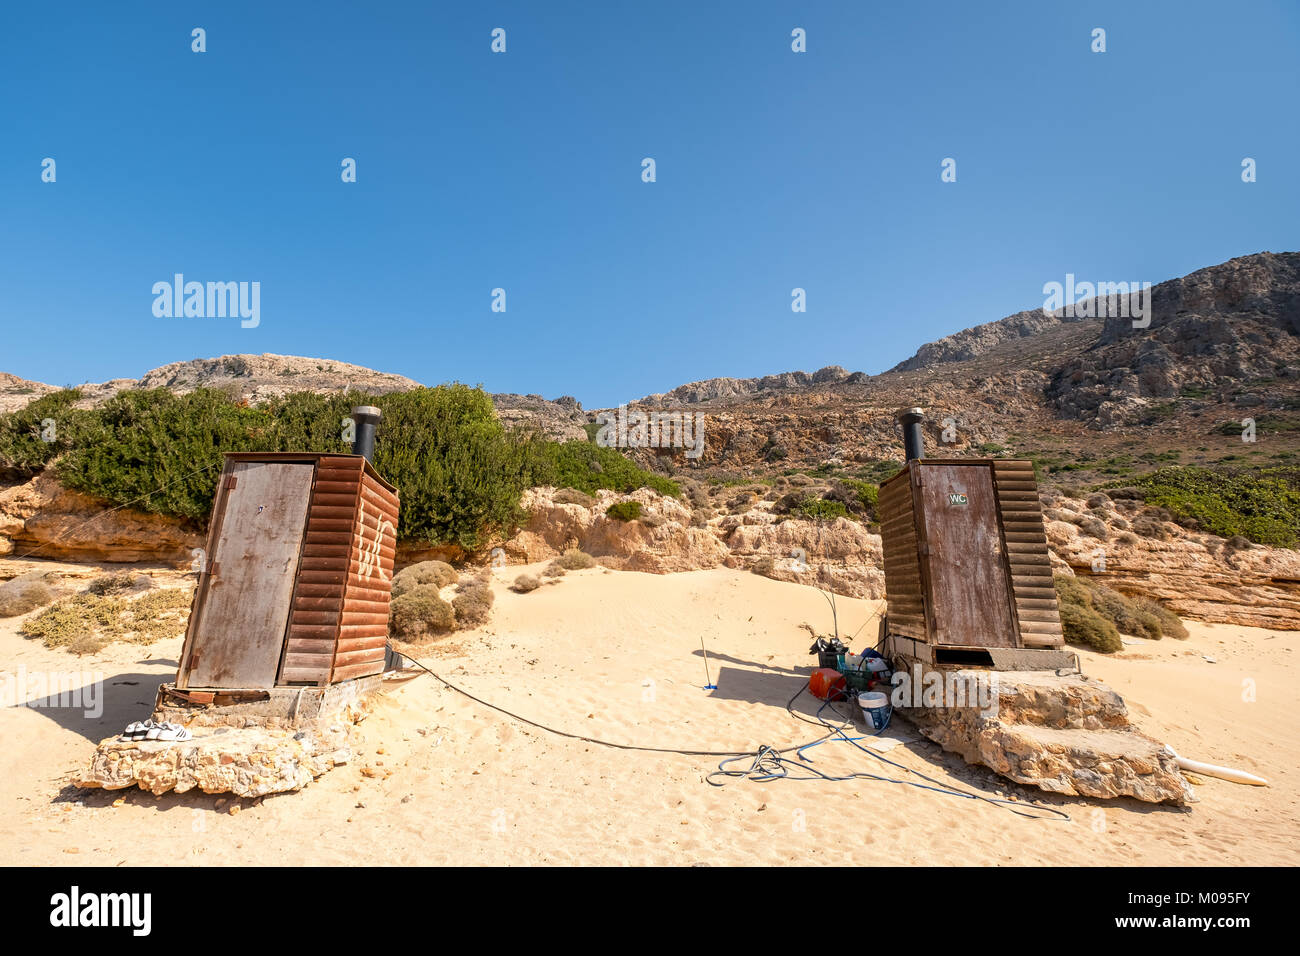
331 660 386 682
1017 619 1063 634
1022 633 1064 648
1016 608 1062 623
185 461 314 688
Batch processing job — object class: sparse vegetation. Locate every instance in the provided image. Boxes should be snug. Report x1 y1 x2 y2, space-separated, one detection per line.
605 501 644 522
511 573 541 593
451 578 494 627
0 573 59 617
21 588 191 653
555 549 597 571
1054 573 1187 652
1114 466 1300 547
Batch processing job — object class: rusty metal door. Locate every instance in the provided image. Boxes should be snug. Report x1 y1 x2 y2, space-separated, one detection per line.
184 462 315 687
918 464 1017 647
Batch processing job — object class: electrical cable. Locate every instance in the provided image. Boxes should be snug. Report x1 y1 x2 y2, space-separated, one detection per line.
392 647 1070 821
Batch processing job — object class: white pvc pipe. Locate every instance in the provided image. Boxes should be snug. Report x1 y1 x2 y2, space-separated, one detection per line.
1169 749 1269 787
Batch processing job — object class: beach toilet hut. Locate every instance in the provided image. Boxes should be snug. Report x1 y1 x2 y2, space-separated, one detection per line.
878 408 1064 660
176 412 399 690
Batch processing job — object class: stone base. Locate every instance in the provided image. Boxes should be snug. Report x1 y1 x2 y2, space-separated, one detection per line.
74 675 402 797
895 666 1195 806
75 725 353 797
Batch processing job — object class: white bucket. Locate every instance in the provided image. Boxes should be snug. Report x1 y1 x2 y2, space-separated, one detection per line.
857 691 891 733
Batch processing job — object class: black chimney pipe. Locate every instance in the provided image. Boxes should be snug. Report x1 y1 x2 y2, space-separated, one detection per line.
351 405 382 463
896 406 925 463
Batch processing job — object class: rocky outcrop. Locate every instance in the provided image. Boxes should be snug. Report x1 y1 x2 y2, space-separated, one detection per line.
0 372 57 414
635 365 864 406
1044 495 1300 629
900 667 1194 805
720 513 885 599
1048 252 1300 423
0 473 202 564
504 487 730 572
75 727 346 798
889 308 1097 372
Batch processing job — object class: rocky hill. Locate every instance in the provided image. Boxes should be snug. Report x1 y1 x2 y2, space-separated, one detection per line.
3 251 1297 473
3 354 587 442
606 251 1299 482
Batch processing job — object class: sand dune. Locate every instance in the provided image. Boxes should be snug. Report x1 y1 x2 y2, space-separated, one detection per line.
1 565 1295 866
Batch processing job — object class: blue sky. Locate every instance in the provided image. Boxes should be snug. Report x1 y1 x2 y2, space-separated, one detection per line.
2 1 1296 408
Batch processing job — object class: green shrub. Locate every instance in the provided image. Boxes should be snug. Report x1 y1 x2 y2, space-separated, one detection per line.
1090 585 1163 640
389 585 455 640
605 500 643 522
0 382 686 551
1059 602 1122 653
0 389 89 481
791 498 850 521
1054 574 1186 645
392 560 457 598
1135 597 1189 639
528 440 680 498
1114 466 1300 547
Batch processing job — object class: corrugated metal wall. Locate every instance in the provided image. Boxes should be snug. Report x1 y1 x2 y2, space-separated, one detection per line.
276 455 398 685
332 466 398 682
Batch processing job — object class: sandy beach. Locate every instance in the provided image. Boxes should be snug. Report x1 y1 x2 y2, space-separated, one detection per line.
0 564 1294 866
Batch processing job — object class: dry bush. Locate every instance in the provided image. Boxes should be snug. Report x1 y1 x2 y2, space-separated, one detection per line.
555 549 596 571
511 573 541 593
542 562 567 578
389 584 455 641
1115 530 1140 547
553 488 597 508
1073 515 1110 540
1131 516 1170 540
452 579 494 627
392 560 457 598
0 574 57 617
87 571 154 595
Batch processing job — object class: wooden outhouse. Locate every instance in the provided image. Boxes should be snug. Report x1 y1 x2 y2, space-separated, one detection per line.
176 452 400 690
879 457 1064 652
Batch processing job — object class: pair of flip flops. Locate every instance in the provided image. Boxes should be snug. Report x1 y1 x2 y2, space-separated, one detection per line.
122 720 191 742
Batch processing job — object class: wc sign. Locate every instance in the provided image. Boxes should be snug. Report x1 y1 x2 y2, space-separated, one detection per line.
948 493 969 506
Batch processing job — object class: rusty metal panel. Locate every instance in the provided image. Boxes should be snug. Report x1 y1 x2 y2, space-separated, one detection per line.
178 460 315 688
330 467 399 682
